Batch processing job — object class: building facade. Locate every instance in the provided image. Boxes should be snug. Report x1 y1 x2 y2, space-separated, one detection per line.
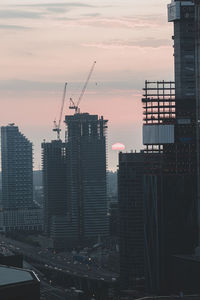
65 113 109 245
143 0 198 293
1 124 33 209
0 208 43 233
118 152 145 290
0 265 40 300
42 140 68 247
1 124 42 232
168 0 195 101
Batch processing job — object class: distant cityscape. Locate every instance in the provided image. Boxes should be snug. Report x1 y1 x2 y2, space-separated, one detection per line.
2 1 200 300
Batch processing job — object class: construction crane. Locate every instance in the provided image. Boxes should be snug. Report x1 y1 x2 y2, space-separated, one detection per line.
53 82 67 140
69 61 96 113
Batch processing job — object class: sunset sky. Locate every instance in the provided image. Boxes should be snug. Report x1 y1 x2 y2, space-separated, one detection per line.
0 0 174 170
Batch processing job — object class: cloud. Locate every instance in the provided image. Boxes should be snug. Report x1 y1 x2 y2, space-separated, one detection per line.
0 79 62 92
7 3 94 19
59 14 166 29
0 9 42 19
82 38 171 50
81 13 101 17
0 24 30 30
17 3 93 8
0 79 143 93
46 7 69 13
1 3 94 20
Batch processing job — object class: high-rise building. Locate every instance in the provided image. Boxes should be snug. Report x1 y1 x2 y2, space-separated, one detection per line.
1 124 33 209
118 152 145 290
143 0 198 293
168 0 195 101
65 113 109 245
1 124 42 233
42 140 68 247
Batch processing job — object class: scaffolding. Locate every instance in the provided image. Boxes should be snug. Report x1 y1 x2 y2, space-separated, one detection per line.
142 81 176 125
142 81 176 154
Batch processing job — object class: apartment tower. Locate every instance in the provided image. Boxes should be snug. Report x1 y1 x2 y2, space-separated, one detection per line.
65 113 109 245
42 140 68 247
1 124 33 209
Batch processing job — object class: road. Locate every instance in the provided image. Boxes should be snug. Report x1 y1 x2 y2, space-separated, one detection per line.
23 261 67 300
0 240 68 300
0 235 118 283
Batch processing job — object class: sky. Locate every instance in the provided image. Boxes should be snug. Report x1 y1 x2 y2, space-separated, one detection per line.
0 0 174 171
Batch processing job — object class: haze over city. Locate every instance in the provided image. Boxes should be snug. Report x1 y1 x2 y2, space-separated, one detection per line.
2 0 200 299
0 0 173 170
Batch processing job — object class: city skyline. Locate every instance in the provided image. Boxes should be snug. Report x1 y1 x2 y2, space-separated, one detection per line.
0 0 173 170
1 1 200 299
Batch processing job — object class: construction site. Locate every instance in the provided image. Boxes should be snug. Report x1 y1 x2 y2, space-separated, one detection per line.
42 61 109 249
118 0 200 297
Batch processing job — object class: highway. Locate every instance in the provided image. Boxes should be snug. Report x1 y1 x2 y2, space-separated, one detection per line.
0 235 118 283
0 240 68 300
23 261 67 300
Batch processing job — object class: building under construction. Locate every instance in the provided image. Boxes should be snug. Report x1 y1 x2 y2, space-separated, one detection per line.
143 81 197 293
64 113 109 245
42 140 68 248
42 113 109 247
42 62 110 247
143 0 198 293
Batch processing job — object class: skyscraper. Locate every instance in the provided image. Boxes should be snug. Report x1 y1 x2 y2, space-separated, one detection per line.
65 113 109 245
118 152 145 290
142 0 198 293
168 0 195 100
42 140 68 247
1 124 33 209
0 124 42 232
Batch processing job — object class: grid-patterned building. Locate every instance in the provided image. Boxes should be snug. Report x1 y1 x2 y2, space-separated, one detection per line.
118 152 145 290
65 113 109 244
143 82 197 293
143 0 198 293
0 208 43 232
168 0 195 101
1 124 33 209
42 140 68 246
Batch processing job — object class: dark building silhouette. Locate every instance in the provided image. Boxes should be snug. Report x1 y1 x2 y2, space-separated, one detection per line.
109 201 119 237
117 0 199 294
1 124 33 209
143 84 197 293
42 140 68 247
143 0 198 293
168 0 195 100
0 255 23 269
0 124 42 232
118 152 145 290
65 113 109 245
0 265 40 300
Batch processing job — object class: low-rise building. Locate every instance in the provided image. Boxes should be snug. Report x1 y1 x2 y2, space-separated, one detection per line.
0 265 40 300
0 208 43 232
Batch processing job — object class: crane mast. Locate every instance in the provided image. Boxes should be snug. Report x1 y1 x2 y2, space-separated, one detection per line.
69 61 96 113
53 82 67 140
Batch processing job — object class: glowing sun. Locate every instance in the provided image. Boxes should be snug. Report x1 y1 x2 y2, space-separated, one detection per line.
112 143 125 151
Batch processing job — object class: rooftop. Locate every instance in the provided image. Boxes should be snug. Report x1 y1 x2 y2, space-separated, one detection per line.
0 265 39 287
